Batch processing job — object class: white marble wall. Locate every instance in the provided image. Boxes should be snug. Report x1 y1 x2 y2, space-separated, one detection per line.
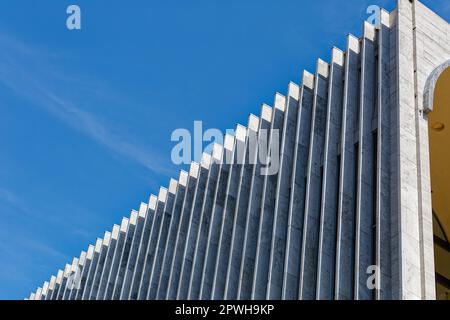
27 0 449 301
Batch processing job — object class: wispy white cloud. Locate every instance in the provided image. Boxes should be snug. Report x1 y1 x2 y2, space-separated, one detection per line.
0 235 69 283
18 237 69 262
0 31 172 176
0 188 32 217
0 186 94 229
38 90 171 174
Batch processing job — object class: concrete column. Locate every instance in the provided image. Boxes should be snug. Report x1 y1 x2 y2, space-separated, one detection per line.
282 71 314 300
335 35 360 300
35 287 42 300
377 9 393 300
212 125 247 300
238 105 272 299
67 251 86 300
89 232 111 299
224 115 260 300
55 264 71 300
46 275 56 300
299 59 330 300
40 281 49 300
82 238 103 299
96 225 120 299
188 144 223 300
178 154 213 299
268 82 301 299
354 22 377 300
120 203 148 299
63 257 79 299
129 195 157 300
75 245 94 300
156 171 189 299
147 179 178 299
199 135 234 299
138 189 168 299
316 48 345 300
168 161 206 299
104 218 129 299
112 210 138 299
253 93 287 299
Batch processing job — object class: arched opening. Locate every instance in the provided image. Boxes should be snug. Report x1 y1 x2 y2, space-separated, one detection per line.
428 65 450 300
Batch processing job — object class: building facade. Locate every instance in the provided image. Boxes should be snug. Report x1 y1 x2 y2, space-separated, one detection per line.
27 0 450 300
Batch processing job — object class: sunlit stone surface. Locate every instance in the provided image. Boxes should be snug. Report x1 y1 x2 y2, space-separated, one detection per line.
28 0 450 300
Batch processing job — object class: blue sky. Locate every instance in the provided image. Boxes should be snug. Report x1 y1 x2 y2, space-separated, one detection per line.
0 0 448 300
